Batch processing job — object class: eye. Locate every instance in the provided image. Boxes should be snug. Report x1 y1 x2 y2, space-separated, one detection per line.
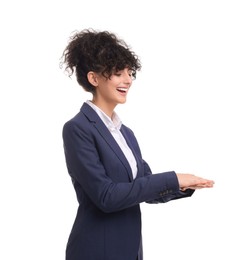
113 69 134 78
129 71 136 80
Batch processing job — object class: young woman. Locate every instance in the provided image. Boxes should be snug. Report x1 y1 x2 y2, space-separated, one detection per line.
60 29 214 260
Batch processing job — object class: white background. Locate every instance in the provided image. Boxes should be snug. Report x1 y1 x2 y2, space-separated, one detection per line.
1 0 240 259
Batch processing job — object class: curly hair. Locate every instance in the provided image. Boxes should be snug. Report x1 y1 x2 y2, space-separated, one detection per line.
60 28 141 93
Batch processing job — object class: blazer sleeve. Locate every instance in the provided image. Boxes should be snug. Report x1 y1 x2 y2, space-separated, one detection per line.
63 120 192 213
142 160 194 204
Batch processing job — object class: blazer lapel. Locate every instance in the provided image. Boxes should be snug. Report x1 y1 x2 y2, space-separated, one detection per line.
81 103 133 181
120 127 142 178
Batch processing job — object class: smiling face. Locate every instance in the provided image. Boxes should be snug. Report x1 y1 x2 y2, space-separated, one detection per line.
87 68 133 117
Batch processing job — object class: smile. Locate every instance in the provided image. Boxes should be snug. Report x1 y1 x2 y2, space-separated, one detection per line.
117 87 128 93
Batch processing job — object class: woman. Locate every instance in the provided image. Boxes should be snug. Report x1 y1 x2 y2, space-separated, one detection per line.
60 28 214 260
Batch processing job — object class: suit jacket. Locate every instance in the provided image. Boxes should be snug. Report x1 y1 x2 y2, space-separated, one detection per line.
62 102 194 260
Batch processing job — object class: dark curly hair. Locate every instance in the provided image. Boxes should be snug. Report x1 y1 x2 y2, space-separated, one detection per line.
60 28 141 93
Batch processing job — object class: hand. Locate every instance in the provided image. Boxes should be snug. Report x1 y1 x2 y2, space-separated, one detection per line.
176 173 215 191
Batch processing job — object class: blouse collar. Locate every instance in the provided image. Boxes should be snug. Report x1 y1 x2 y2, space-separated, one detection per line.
86 100 122 131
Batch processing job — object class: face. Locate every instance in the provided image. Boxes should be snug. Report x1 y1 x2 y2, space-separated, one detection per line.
92 68 133 111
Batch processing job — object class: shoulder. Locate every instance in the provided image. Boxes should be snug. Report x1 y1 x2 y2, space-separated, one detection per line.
62 105 92 137
63 103 97 130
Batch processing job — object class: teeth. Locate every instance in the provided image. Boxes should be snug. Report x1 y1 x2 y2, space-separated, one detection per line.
117 88 127 92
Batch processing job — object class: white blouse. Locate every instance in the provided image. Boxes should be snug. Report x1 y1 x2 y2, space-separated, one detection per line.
86 101 138 179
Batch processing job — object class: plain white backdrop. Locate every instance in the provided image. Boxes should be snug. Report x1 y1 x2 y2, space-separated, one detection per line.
1 0 240 259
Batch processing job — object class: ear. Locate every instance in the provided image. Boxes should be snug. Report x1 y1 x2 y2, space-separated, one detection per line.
87 71 98 87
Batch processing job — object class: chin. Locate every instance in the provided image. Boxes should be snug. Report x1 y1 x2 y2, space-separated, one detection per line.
118 97 127 104
118 100 127 104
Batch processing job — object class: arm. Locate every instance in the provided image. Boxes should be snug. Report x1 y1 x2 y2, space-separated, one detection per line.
63 121 183 213
143 161 214 203
142 160 194 204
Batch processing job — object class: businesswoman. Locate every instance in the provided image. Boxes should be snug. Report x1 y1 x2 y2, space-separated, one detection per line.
60 28 214 260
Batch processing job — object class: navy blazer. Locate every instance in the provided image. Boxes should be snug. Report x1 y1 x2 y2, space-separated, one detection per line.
62 102 194 260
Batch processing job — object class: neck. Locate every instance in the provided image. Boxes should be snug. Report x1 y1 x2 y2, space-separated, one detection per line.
91 98 116 118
